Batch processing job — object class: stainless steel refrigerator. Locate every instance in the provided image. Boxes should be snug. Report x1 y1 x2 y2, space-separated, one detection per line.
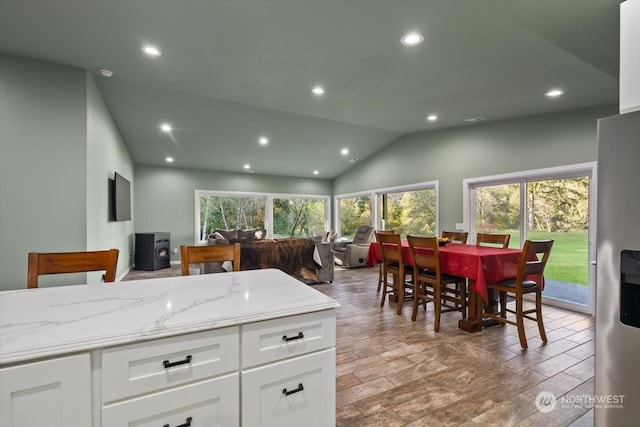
595 109 640 426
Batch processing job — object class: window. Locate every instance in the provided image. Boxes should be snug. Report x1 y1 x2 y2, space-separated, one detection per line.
335 182 438 239
378 187 437 237
273 197 327 239
195 191 329 243
198 193 266 241
338 195 373 239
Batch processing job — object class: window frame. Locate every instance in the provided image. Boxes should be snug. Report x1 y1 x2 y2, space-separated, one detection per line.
194 189 330 244
334 180 439 239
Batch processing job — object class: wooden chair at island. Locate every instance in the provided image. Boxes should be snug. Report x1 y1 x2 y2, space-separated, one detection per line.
441 230 468 244
476 232 511 248
407 236 467 331
374 229 397 293
482 239 554 349
180 243 241 275
375 231 413 315
27 249 119 288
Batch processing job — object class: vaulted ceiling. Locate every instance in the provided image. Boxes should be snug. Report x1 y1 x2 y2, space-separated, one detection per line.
0 0 620 178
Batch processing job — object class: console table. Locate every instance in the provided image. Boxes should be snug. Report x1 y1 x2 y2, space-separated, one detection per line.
0 269 339 427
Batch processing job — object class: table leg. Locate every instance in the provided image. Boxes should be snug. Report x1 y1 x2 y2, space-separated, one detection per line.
458 280 482 332
482 289 501 327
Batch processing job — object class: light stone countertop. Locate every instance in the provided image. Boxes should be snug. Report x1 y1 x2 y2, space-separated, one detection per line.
0 269 339 365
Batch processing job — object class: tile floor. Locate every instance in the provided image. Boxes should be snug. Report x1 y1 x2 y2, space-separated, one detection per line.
125 264 595 426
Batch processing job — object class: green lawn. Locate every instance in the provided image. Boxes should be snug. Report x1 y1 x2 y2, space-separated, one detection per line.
506 230 589 285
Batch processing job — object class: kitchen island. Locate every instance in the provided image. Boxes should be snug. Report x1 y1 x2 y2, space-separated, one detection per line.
0 268 339 427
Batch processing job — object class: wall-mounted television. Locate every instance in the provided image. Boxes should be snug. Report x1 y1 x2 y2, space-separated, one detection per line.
113 172 131 221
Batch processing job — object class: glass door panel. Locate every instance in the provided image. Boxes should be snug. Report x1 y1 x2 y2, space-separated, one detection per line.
475 183 521 248
526 177 590 306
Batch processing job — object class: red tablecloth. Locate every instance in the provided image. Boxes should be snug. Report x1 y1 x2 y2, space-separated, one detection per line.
366 241 522 302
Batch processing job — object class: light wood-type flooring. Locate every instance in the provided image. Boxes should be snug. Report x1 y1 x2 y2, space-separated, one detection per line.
125 264 595 426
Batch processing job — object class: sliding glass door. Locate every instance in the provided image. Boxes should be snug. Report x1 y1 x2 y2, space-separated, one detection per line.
466 164 595 313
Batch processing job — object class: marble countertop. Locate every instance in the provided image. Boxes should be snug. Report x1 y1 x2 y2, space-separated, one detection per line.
0 269 339 365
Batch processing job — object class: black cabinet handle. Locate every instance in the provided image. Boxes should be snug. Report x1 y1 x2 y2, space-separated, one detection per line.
282 332 304 342
282 383 304 396
163 416 192 427
163 355 192 369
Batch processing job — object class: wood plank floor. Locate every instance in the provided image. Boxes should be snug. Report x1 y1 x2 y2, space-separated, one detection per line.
125 265 595 426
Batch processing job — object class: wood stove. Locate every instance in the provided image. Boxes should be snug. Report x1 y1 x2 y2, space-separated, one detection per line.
135 232 170 271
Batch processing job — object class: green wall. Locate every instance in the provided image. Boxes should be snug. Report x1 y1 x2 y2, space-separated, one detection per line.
134 165 333 262
0 53 618 289
333 105 617 231
86 73 135 278
0 54 134 290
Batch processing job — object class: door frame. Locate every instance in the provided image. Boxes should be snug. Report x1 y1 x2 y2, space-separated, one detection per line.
462 162 597 315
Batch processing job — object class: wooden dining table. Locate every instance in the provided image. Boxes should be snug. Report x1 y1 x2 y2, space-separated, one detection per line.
366 241 522 332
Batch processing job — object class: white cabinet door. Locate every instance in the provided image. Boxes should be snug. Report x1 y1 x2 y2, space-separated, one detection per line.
242 348 335 427
0 353 92 427
102 372 239 427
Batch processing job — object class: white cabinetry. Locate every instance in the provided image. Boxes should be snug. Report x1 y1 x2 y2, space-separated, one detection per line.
0 270 339 427
101 327 240 426
0 353 92 427
241 310 336 427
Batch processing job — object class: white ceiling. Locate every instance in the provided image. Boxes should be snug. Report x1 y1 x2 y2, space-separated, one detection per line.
0 0 620 179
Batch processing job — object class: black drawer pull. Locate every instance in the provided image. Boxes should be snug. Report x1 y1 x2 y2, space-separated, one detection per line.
163 416 192 427
282 383 304 396
163 355 192 369
282 332 304 342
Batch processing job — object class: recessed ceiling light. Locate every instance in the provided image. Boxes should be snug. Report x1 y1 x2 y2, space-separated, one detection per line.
401 32 424 46
99 69 113 77
341 148 349 156
313 170 319 175
312 86 325 96
464 116 486 122
160 123 172 132
427 114 438 122
243 164 251 170
165 157 174 163
259 136 269 145
545 89 565 97
142 45 162 56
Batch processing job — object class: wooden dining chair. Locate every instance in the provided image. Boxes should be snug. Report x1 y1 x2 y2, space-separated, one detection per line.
482 239 554 349
375 230 397 293
180 243 241 275
441 231 468 244
375 231 412 315
407 236 467 331
27 249 119 288
476 232 511 248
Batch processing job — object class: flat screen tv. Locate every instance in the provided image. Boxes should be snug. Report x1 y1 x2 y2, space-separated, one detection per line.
113 172 131 221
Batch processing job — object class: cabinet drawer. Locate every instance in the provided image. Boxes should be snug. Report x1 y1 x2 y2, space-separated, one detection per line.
102 372 239 427
242 309 335 368
102 327 239 403
242 348 335 427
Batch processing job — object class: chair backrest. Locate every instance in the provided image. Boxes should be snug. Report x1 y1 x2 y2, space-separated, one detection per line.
375 229 396 236
352 225 375 244
375 231 404 266
441 231 468 244
476 232 511 248
407 235 441 277
516 239 554 285
27 249 119 289
180 243 241 275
